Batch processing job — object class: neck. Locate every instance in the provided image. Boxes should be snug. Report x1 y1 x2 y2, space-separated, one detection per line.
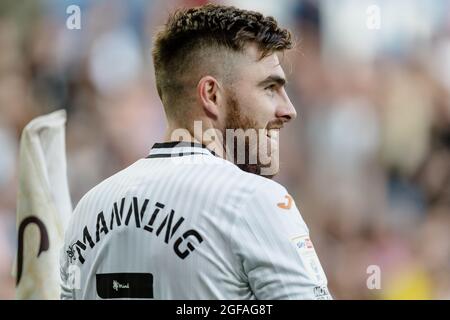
164 121 225 158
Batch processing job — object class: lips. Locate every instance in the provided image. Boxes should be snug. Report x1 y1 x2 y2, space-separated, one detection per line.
266 128 280 139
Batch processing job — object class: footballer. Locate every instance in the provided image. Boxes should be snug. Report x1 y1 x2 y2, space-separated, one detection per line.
60 4 332 300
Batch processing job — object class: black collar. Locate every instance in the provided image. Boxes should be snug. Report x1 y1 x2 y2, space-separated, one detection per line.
147 141 217 158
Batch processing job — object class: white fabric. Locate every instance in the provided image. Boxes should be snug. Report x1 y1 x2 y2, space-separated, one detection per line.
61 142 331 299
14 110 72 299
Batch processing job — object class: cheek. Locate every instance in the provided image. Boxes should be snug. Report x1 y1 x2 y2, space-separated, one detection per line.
241 91 277 125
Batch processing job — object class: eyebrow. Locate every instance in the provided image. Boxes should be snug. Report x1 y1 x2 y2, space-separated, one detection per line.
257 75 287 88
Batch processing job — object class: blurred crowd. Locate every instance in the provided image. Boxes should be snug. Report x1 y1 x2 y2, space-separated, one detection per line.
1 0 450 299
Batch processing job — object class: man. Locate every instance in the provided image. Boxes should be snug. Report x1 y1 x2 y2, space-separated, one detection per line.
60 4 332 300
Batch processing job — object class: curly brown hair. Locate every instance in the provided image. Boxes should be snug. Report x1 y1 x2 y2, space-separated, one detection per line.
152 4 293 114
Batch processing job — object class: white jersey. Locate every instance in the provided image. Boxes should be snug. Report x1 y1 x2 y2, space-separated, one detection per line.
60 141 332 299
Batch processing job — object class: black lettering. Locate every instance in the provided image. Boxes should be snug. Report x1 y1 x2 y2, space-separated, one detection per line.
173 229 203 259
168 216 184 243
154 210 184 243
156 213 168 237
96 211 109 243
81 225 95 248
143 202 164 233
74 226 95 264
124 197 149 228
136 198 149 221
70 198 195 264
124 200 134 227
74 242 86 264
157 210 184 244
16 216 49 285
110 198 125 230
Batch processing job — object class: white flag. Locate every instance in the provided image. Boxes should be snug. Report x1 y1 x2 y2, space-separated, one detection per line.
14 110 72 299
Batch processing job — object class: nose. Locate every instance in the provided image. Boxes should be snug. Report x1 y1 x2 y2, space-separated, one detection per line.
276 90 297 123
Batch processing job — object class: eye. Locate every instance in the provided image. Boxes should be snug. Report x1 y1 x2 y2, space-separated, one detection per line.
264 84 278 92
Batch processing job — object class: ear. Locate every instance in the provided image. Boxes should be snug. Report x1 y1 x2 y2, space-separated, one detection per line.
197 76 224 120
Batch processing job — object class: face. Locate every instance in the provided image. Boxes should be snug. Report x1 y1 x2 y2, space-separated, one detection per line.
222 45 297 177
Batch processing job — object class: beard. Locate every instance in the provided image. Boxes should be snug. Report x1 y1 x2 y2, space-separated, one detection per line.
223 93 278 178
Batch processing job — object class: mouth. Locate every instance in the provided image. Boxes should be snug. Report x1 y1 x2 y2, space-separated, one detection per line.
265 128 280 140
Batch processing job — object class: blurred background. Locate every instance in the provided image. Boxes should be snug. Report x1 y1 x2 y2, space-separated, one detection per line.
1 0 450 299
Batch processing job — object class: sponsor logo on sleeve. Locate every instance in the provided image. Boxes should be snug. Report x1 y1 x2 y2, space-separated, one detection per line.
291 235 327 285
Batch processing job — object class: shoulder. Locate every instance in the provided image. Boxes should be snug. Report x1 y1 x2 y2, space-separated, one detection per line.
233 171 290 209
194 158 290 203
207 161 288 199
231 173 309 237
